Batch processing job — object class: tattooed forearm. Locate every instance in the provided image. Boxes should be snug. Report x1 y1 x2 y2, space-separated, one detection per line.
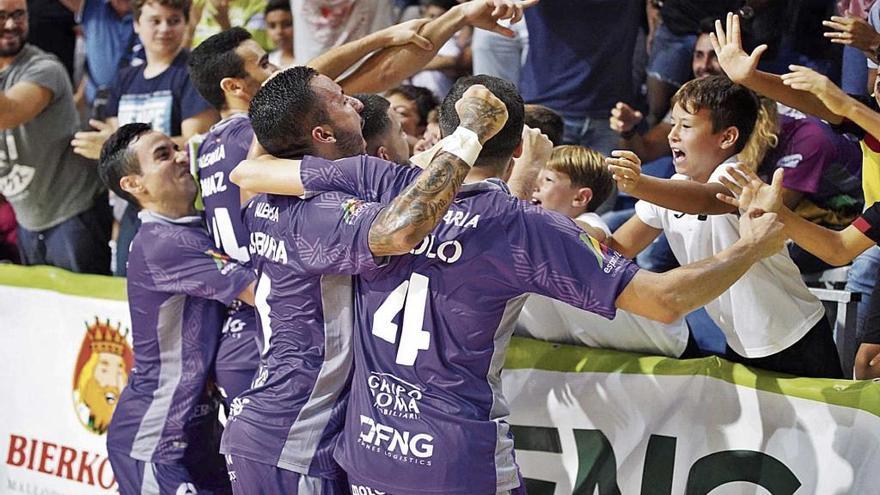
369 150 471 256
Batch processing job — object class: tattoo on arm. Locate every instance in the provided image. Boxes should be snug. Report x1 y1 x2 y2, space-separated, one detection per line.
368 150 471 256
457 96 507 143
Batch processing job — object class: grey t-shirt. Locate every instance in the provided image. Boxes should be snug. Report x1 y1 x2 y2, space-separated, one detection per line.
0 44 102 230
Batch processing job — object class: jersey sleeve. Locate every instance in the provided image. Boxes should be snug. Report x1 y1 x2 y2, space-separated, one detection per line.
299 154 422 202
277 191 388 275
135 227 255 304
853 202 880 244
505 204 640 319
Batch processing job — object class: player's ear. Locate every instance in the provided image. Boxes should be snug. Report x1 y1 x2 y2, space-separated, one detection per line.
513 139 524 159
719 125 739 150
119 175 144 197
376 146 390 161
572 187 593 209
312 125 335 145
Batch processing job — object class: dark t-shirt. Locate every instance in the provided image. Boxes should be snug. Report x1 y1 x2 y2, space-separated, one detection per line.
660 0 743 35
855 203 880 344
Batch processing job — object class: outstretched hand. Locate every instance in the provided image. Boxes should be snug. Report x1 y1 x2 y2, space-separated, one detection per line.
71 119 115 160
459 0 539 38
715 166 783 216
709 12 768 83
606 150 642 194
780 65 851 116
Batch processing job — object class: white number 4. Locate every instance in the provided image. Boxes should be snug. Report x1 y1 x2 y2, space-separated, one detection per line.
372 273 431 366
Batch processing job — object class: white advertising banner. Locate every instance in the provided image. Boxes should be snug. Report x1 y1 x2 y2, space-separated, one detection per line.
2 266 880 494
0 266 130 494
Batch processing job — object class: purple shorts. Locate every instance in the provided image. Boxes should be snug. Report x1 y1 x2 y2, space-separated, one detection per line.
225 455 348 495
108 449 231 495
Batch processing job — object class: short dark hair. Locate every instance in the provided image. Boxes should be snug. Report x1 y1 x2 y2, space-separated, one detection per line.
249 66 325 158
354 93 392 155
671 75 759 153
265 0 290 16
386 85 437 128
439 75 525 165
524 104 564 147
698 17 716 35
133 0 190 22
188 27 252 110
99 123 152 208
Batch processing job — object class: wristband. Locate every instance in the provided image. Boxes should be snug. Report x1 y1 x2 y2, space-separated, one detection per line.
441 127 483 167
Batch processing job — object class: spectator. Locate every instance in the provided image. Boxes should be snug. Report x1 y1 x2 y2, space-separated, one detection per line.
71 0 219 276
291 0 394 62
264 0 293 68
0 0 111 274
26 0 77 80
607 76 839 378
831 0 878 95
524 103 563 147
413 107 441 153
519 0 642 156
645 0 742 126
409 0 466 101
471 10 527 86
187 0 269 50
354 93 411 163
74 0 139 117
386 84 438 151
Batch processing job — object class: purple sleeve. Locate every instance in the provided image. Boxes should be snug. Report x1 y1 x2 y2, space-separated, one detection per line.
506 204 639 319
280 191 387 275
138 228 255 304
776 124 833 195
299 154 421 202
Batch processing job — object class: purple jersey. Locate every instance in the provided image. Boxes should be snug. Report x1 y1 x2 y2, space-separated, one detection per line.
300 155 640 494
219 190 386 479
194 113 260 386
107 211 255 463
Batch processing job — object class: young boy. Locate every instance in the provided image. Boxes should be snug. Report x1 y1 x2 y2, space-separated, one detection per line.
522 145 694 358
607 75 840 378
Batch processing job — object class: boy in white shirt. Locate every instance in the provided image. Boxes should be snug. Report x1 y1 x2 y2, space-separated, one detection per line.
523 145 694 358
607 75 840 377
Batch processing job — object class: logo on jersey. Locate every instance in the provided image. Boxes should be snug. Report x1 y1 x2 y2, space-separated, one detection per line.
580 233 607 269
368 372 423 420
176 483 197 494
358 415 433 465
229 396 251 419
72 318 133 435
341 198 370 225
206 249 238 275
351 485 387 495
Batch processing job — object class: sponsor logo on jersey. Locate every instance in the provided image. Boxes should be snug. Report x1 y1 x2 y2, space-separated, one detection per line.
580 232 606 269
442 208 480 229
198 144 226 169
222 317 246 337
341 198 370 225
72 317 133 435
358 415 433 466
368 372 423 420
254 201 280 222
351 485 387 495
206 249 238 275
777 154 804 169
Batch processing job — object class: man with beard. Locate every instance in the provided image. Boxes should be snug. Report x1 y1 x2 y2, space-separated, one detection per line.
0 0 111 274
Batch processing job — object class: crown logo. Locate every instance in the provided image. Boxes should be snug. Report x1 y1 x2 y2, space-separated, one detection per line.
85 317 129 356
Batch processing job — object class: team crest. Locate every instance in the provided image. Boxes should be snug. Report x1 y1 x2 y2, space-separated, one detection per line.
341 198 369 225
72 318 133 435
580 232 607 269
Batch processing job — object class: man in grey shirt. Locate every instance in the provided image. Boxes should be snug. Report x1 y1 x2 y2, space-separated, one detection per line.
0 0 110 274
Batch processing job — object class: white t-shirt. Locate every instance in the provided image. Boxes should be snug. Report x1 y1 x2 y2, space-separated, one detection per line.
268 50 295 69
575 211 612 237
293 0 394 63
633 158 824 358
516 215 690 357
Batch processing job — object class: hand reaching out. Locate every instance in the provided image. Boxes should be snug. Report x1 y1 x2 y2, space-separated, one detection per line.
709 12 768 83
71 119 115 160
780 65 852 117
822 16 880 55
458 0 539 38
609 102 643 135
606 150 642 194
715 166 783 216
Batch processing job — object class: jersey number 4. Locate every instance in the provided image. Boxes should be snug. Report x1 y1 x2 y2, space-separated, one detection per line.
372 273 431 366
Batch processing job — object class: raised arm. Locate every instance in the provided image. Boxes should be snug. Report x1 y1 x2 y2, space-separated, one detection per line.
616 209 784 323
712 13 844 124
307 18 434 83
0 82 53 130
716 166 876 266
337 0 537 94
607 149 735 215
368 84 508 255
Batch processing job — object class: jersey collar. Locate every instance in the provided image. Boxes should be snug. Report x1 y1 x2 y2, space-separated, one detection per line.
138 209 203 226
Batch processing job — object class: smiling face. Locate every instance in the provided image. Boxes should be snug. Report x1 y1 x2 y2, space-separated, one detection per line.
0 0 27 59
668 103 736 183
125 131 196 208
692 33 721 79
134 1 186 60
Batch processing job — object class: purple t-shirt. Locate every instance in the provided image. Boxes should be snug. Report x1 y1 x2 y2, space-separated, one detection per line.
195 113 260 373
219 190 386 479
761 113 863 223
300 155 639 494
106 211 254 463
